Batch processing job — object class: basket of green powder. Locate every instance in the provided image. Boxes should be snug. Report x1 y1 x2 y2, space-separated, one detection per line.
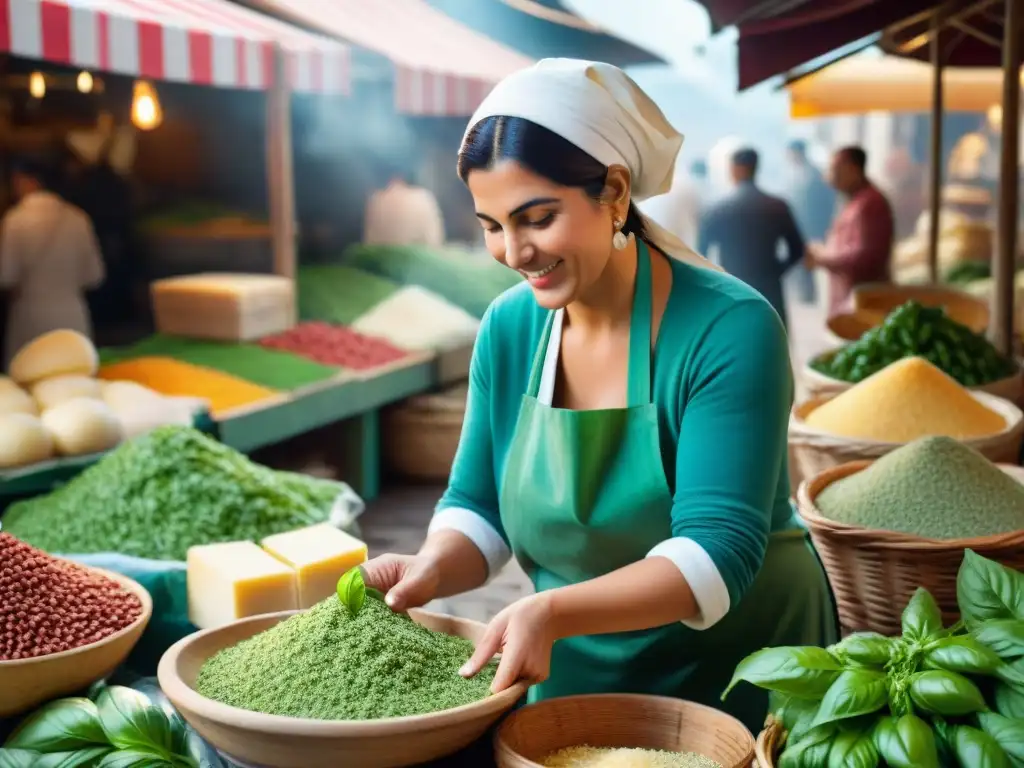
157 581 527 768
795 436 1024 637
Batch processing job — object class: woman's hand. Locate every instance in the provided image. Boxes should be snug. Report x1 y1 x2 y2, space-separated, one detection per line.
361 553 441 612
459 593 557 693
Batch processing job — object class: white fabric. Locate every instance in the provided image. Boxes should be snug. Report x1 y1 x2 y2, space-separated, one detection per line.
363 181 445 247
428 507 512 580
0 191 104 367
640 176 702 249
464 58 723 274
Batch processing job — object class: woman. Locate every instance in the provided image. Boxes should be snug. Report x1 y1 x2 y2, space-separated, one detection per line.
364 59 837 732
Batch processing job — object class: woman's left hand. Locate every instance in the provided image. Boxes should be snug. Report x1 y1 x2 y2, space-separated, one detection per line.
459 593 557 693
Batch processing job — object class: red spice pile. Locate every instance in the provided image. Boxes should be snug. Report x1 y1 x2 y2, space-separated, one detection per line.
260 322 410 371
0 533 144 661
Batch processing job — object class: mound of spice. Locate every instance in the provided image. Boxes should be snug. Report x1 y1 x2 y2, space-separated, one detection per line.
0 533 143 660
196 594 495 720
814 436 1024 538
541 746 721 767
804 357 1006 442
259 322 410 371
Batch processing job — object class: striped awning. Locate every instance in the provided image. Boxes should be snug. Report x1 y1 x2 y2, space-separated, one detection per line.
1 0 351 94
249 0 532 116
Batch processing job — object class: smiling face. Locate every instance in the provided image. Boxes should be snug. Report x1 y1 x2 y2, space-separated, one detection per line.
467 160 625 310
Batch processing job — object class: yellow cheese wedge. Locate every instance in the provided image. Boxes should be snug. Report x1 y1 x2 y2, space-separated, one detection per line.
260 524 368 609
187 541 298 629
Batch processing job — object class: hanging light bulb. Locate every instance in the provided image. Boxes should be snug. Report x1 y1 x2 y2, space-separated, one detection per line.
131 80 163 131
76 71 94 94
28 72 46 99
987 104 1003 132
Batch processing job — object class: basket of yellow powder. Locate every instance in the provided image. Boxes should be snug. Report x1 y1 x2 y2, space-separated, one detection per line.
494 694 754 768
795 436 1024 636
787 356 1023 488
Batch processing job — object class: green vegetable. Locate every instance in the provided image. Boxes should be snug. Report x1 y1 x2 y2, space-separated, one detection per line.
832 633 893 667
873 714 940 768
4 699 107 753
950 724 1012 768
902 587 943 642
958 549 1024 626
723 647 841 700
33 749 114 767
779 725 834 768
297 265 402 325
96 688 172 756
813 670 887 727
974 619 1024 660
977 712 1024 764
925 635 1002 674
826 728 880 768
0 751 44 768
908 669 988 715
994 680 1024 718
336 567 366 617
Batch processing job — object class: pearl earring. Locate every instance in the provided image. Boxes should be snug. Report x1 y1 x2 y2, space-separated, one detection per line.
612 219 628 251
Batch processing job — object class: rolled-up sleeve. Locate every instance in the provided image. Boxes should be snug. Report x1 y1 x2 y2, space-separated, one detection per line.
646 299 791 630
428 306 512 578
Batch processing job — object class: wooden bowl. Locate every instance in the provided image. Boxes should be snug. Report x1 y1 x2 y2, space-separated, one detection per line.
158 609 527 768
852 282 990 333
494 694 755 768
0 567 152 717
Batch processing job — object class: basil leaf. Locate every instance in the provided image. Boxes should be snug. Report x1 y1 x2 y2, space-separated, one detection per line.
97 752 173 768
771 694 820 737
925 635 1002 675
873 714 940 768
958 550 1024 626
994 681 1024 718
950 725 1012 768
813 670 888 727
96 687 173 757
5 698 108 753
827 729 880 768
932 717 957 766
975 620 1024 660
33 748 113 767
902 588 944 642
833 633 894 667
0 750 41 768
978 712 1024 764
366 587 386 603
336 567 366 617
909 669 988 715
723 646 842 700
779 725 834 768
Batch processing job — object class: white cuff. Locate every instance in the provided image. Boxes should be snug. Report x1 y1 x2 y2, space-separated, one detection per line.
428 507 512 580
647 537 731 630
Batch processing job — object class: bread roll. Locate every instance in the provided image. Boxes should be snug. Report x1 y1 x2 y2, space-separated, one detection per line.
0 413 54 468
40 397 123 456
32 375 103 410
9 330 99 385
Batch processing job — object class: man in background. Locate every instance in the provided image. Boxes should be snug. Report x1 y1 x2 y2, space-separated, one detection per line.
640 159 707 247
807 146 894 315
363 164 445 247
784 140 835 305
698 148 805 327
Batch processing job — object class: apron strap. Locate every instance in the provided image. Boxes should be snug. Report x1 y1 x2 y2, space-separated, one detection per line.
526 310 557 399
627 239 654 407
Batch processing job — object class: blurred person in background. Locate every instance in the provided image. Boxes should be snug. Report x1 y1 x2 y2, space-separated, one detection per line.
882 146 925 240
783 140 834 305
807 146 894 315
363 162 446 247
0 156 104 366
640 159 707 246
698 148 805 328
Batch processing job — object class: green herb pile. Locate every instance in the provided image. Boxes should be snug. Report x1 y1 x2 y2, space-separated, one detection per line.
811 301 1016 387
297 265 402 325
0 685 203 767
1 426 345 561
726 551 1024 768
815 437 1024 539
945 261 991 286
196 589 496 720
98 334 339 390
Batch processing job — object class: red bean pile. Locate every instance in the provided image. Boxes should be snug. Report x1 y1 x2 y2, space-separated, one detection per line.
0 533 143 661
260 322 410 371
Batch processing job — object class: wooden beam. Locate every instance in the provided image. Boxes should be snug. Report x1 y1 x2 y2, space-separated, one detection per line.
927 8 946 283
266 44 297 283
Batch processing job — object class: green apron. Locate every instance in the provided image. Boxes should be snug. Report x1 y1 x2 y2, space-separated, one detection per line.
499 241 838 733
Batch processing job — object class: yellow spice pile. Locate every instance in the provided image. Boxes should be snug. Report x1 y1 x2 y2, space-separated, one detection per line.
541 746 721 768
804 357 1006 442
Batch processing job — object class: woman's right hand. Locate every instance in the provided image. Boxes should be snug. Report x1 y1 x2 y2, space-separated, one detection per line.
362 553 442 612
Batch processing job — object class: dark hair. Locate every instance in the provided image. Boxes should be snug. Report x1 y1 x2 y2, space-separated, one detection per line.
10 155 52 188
458 116 648 241
786 139 807 156
837 145 867 172
690 159 708 178
731 147 759 174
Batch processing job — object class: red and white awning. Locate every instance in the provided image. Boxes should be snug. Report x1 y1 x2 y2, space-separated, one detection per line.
248 0 532 116
1 0 351 94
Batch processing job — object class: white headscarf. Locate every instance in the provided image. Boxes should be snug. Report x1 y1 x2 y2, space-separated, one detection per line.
464 58 722 273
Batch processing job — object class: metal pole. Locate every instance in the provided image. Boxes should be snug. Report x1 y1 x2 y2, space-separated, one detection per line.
926 9 945 284
992 0 1021 355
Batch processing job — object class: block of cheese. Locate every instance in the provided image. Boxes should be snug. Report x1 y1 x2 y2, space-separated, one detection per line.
260 524 368 609
187 541 298 629
151 273 295 341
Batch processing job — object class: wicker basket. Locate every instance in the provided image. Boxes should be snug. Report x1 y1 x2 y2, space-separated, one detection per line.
787 390 1024 490
382 383 467 481
824 311 884 345
796 460 1024 636
852 282 990 334
754 719 785 768
494 694 755 768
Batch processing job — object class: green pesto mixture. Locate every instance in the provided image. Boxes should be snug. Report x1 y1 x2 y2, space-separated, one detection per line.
195 596 497 720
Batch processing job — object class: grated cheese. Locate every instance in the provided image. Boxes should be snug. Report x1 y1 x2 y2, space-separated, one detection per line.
540 745 722 768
